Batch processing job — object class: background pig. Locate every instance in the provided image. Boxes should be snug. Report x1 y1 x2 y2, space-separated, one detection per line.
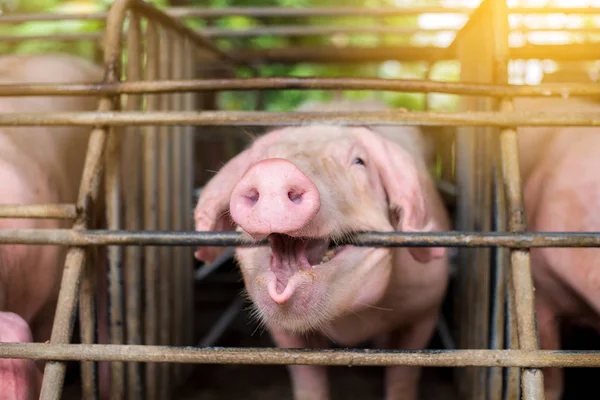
194 98 450 400
515 96 600 400
0 53 103 400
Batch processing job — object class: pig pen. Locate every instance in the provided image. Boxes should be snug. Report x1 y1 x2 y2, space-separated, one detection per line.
0 0 599 400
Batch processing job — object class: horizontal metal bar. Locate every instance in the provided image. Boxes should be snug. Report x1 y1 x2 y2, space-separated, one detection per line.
0 7 597 24
1 26 597 43
231 45 452 63
228 44 600 64
1 344 600 368
2 78 598 98
0 204 77 219
0 110 596 127
1 229 600 248
0 33 101 42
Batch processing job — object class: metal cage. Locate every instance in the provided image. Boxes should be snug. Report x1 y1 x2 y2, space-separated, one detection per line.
0 0 599 399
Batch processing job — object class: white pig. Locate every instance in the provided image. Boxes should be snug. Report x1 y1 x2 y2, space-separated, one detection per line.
194 98 450 400
0 53 103 400
515 96 600 400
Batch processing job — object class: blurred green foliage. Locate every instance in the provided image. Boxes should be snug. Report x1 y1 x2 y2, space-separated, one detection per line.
0 0 461 112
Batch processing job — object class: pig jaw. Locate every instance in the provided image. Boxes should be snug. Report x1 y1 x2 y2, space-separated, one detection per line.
236 239 393 334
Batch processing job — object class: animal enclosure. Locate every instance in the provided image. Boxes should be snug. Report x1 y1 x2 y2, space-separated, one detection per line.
0 0 599 399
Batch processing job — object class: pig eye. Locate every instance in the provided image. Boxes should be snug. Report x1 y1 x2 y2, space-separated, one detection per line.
353 157 366 166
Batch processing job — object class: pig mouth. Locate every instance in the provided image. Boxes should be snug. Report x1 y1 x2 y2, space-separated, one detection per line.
269 233 347 294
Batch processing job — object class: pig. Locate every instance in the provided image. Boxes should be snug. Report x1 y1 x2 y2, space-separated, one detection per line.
515 96 600 400
0 53 104 400
194 98 450 400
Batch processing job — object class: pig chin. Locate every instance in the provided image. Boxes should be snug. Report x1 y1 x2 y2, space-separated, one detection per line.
237 233 388 334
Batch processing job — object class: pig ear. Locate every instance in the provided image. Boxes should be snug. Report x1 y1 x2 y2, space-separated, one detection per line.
194 148 254 264
355 127 446 264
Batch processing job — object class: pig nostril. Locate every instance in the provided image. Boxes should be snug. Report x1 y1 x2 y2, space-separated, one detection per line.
288 189 304 205
244 189 259 207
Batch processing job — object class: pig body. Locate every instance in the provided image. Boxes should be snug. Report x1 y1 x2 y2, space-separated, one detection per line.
195 99 450 400
515 96 600 400
0 53 103 400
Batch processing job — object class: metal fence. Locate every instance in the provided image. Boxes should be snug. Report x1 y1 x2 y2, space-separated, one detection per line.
0 0 600 400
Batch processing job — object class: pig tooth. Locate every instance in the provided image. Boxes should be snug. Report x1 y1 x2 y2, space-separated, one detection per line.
320 249 335 264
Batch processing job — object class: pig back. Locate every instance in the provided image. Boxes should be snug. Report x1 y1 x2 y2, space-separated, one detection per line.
0 53 104 203
513 96 600 181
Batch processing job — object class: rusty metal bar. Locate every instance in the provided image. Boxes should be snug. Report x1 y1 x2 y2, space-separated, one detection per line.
230 46 452 63
143 19 160 400
200 44 600 64
0 204 76 219
105 66 126 400
5 344 600 367
1 26 599 43
500 99 545 399
182 37 196 372
157 26 173 400
0 110 597 127
79 246 98 400
124 9 143 400
1 229 600 248
201 26 600 38
1 6 597 23
171 31 185 387
0 78 598 98
0 33 101 42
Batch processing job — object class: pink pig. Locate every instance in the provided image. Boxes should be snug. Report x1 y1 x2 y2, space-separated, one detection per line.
0 53 103 400
515 96 600 400
194 99 450 400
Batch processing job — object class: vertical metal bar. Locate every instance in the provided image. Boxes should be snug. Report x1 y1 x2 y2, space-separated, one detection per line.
183 37 196 380
79 246 98 400
506 251 521 400
106 78 125 400
171 31 185 388
124 9 144 400
158 27 174 400
490 145 507 400
143 20 160 400
499 98 545 400
39 121 111 400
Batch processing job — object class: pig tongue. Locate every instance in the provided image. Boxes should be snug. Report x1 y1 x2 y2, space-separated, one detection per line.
269 234 329 294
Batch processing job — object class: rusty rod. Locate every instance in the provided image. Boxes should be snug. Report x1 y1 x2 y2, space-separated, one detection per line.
143 19 160 400
171 31 185 387
124 9 143 400
1 230 600 248
0 78 598 98
5 345 600 367
500 98 545 398
0 204 77 219
105 90 126 400
182 37 196 373
1 6 597 23
157 27 173 400
0 110 597 127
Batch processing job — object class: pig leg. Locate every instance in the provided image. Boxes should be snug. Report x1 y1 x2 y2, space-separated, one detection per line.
270 328 330 400
535 297 562 400
0 312 42 400
377 315 439 400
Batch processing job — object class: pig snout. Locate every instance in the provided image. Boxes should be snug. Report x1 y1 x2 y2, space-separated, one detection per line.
229 158 320 236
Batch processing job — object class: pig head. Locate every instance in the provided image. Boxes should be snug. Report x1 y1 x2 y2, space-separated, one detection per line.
195 99 450 400
516 96 600 400
0 53 103 400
